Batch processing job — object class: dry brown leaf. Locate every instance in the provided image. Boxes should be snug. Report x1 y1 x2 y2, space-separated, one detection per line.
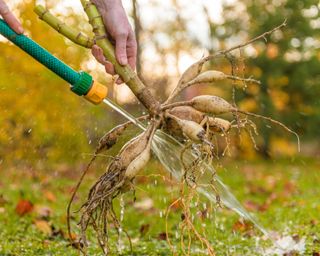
34 220 52 235
157 232 167 241
15 199 33 216
44 191 56 202
0 195 8 206
139 224 150 237
169 198 182 212
243 200 260 211
35 205 52 219
43 239 51 247
232 219 253 233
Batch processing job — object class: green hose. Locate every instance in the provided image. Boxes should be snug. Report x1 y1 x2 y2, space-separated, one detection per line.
0 19 92 96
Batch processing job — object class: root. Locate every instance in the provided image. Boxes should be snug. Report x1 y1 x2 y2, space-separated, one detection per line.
67 152 98 253
236 110 300 152
179 181 215 255
78 122 157 254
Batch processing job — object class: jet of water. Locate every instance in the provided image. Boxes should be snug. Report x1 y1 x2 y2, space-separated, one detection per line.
102 98 276 243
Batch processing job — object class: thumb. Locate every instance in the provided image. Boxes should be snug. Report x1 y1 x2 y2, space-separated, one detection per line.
115 33 128 66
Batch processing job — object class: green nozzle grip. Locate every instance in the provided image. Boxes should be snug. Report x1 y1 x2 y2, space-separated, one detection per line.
0 19 92 96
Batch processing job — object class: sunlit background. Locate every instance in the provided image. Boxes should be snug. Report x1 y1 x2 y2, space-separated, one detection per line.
1 0 319 165
0 1 320 255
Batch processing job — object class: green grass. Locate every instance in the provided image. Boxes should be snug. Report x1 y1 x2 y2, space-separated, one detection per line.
0 157 319 255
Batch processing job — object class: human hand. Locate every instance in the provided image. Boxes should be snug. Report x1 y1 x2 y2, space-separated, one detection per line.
0 0 23 34
91 0 137 83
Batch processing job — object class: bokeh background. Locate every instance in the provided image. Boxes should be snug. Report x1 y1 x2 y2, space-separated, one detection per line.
1 0 319 167
0 1 319 254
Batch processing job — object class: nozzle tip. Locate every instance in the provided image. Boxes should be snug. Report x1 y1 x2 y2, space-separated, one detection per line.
84 81 108 104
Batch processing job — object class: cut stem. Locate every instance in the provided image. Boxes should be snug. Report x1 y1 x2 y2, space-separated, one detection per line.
34 5 94 48
80 0 161 115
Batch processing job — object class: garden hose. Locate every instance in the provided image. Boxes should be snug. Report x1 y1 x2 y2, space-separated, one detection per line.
0 19 107 104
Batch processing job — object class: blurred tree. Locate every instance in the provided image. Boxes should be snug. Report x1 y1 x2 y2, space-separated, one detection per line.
205 0 320 157
0 0 114 166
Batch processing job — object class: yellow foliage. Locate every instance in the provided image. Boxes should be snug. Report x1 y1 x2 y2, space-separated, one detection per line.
238 98 258 112
252 67 262 78
0 1 110 165
238 131 257 160
246 84 260 95
266 43 279 59
270 136 297 157
269 89 290 111
267 76 289 88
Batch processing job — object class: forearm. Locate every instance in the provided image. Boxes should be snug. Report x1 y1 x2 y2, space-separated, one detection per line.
93 0 123 11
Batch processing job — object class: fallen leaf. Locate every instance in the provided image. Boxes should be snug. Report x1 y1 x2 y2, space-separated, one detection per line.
312 252 320 256
313 239 320 244
139 224 150 237
43 239 51 247
0 195 8 206
51 227 66 238
15 199 33 216
157 232 167 240
244 200 260 211
310 219 319 227
284 181 298 193
34 220 52 235
69 240 84 250
232 219 254 237
197 208 209 220
247 184 268 195
292 234 300 242
69 233 77 241
135 175 149 184
44 191 56 202
35 205 52 219
0 207 5 214
283 252 299 256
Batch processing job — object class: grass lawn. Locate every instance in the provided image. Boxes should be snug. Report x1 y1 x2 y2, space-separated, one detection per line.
0 157 319 255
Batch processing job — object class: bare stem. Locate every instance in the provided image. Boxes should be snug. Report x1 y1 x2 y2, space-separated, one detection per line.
205 19 287 61
34 5 94 48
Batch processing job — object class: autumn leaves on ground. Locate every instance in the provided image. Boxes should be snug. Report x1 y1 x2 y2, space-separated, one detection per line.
0 158 319 255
